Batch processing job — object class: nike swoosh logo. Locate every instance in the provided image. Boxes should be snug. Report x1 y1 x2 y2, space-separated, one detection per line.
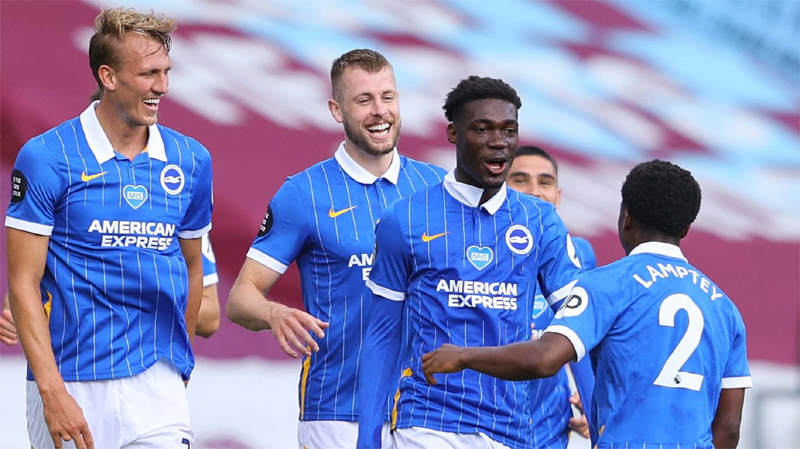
421 231 448 242
328 205 357 218
80 170 107 182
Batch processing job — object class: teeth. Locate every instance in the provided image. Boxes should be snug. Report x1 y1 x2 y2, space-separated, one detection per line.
143 99 160 105
367 123 390 131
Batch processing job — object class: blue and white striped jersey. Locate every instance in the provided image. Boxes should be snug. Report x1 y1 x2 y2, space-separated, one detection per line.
529 236 596 449
361 171 583 449
5 102 213 382
246 143 445 422
547 242 752 447
201 233 218 287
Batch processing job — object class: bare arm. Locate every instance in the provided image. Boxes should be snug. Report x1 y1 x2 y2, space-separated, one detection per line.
179 237 203 344
712 388 745 449
422 332 576 383
226 258 328 358
7 228 93 449
195 284 220 338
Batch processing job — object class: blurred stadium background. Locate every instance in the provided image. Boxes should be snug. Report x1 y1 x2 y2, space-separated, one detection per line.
1 1 798 447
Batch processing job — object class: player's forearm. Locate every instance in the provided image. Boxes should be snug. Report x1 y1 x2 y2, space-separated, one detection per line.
225 282 277 331
712 388 745 449
712 422 740 448
460 340 561 381
8 284 65 394
184 272 203 343
196 286 220 338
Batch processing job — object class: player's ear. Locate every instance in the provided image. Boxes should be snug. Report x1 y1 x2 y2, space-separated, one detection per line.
328 98 343 124
555 188 562 209
446 122 457 144
679 225 690 239
98 64 116 92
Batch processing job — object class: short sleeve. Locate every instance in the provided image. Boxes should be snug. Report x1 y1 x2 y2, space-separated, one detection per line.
5 139 62 236
246 178 310 274
721 309 752 389
365 204 410 301
537 206 584 306
573 237 597 271
201 234 218 287
179 148 213 238
545 272 620 362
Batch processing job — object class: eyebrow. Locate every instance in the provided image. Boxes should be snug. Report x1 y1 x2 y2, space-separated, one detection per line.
537 173 556 181
507 171 530 179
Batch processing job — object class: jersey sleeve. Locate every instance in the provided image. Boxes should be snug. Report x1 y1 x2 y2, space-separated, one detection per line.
573 237 597 271
721 308 752 389
5 139 62 236
201 234 218 287
537 205 584 306
246 178 310 275
545 272 620 362
365 203 410 301
179 148 213 239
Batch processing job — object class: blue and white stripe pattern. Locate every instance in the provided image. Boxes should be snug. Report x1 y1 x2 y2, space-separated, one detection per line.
246 143 445 422
5 102 213 382
546 242 752 446
365 171 583 449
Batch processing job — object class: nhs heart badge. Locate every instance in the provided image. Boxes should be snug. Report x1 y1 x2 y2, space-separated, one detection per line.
466 245 493 270
123 185 148 209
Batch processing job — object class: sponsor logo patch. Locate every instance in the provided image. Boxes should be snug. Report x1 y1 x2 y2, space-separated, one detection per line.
123 185 148 209
555 286 588 319
466 245 493 270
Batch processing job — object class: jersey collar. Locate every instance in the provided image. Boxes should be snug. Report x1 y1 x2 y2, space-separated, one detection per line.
443 169 507 215
79 101 167 164
629 241 687 261
334 142 400 185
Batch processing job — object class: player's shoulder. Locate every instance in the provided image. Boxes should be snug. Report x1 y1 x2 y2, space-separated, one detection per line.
157 124 211 161
399 156 447 180
577 256 631 290
284 156 338 186
506 188 557 216
27 117 83 155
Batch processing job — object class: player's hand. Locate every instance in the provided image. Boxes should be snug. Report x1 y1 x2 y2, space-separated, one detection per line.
0 308 18 345
43 388 94 449
266 302 329 358
568 392 590 438
422 344 466 385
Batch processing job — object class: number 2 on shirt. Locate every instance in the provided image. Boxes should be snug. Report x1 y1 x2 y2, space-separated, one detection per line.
654 293 705 391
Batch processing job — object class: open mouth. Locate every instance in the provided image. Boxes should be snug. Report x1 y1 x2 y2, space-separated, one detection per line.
142 98 160 111
484 158 508 176
366 122 391 139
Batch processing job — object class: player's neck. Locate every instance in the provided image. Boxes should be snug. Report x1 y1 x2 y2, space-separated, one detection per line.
344 141 393 178
626 233 681 255
95 101 148 161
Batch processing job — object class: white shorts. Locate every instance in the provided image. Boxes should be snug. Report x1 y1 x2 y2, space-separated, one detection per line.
27 359 192 449
297 420 392 449
393 427 512 449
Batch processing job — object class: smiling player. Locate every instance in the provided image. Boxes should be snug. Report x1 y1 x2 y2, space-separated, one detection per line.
226 49 445 449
